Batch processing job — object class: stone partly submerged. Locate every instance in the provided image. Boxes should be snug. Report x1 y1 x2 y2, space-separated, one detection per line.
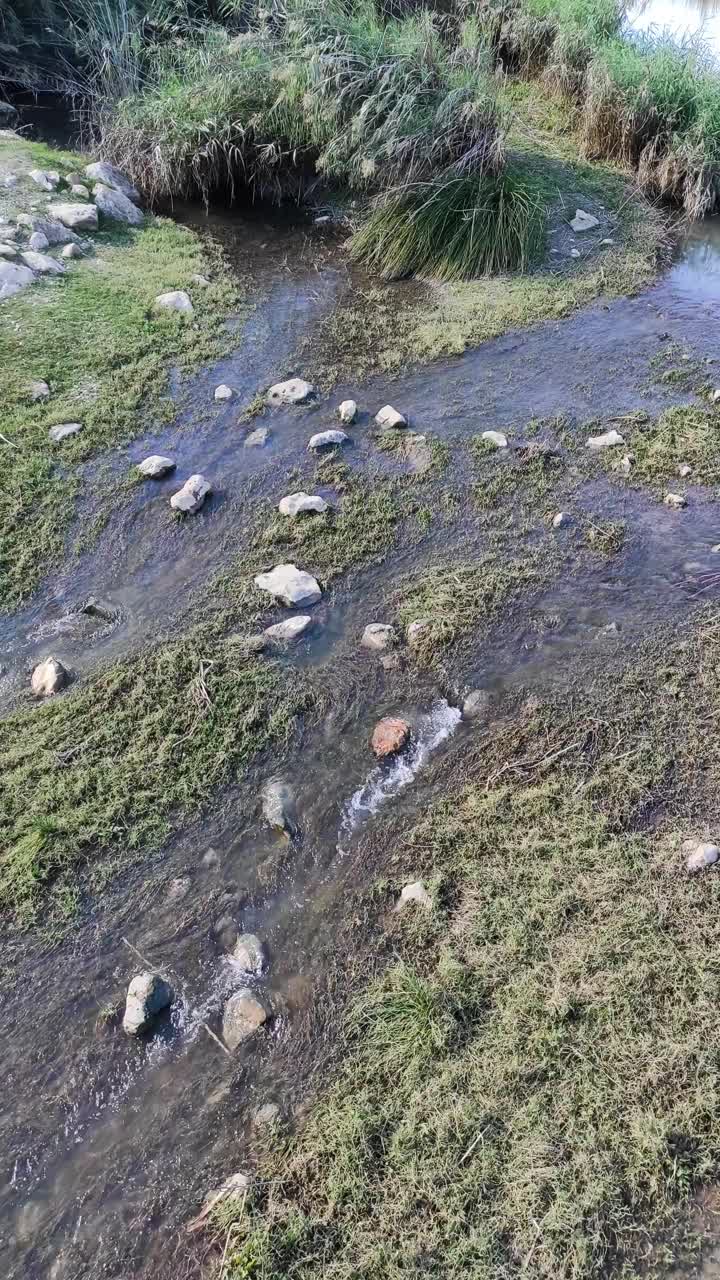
137 454 176 479
278 491 328 516
244 428 270 448
372 716 411 759
170 474 212 513
586 429 625 451
482 430 508 449
31 656 68 697
254 563 322 607
263 615 313 646
664 492 687 509
214 384 233 402
122 971 174 1035
361 623 397 652
231 933 268 976
261 779 297 836
266 377 314 406
222 988 272 1050
186 1173 252 1235
308 430 349 451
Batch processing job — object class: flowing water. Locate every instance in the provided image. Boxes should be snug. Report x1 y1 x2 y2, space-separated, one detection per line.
628 0 720 49
2 198 720 1278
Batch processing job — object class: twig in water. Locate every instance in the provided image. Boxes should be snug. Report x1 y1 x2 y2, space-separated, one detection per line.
202 1021 232 1058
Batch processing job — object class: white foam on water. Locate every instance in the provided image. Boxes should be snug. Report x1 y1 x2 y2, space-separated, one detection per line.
340 699 462 842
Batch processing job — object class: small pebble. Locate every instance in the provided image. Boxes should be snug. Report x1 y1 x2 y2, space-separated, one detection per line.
677 464 692 478
552 511 572 529
214 384 233 402
685 841 720 874
664 492 687 509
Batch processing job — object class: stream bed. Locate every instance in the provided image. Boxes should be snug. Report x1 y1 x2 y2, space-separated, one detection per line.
1 205 720 1279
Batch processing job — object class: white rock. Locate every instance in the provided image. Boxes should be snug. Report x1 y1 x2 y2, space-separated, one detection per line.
214 384 233 402
664 492 687 509
338 399 357 424
278 491 328 516
552 511 572 529
49 422 82 443
361 623 396 652
264 615 313 646
31 657 68 697
70 183 90 199
170 473 211 513
122 972 174 1035
28 231 49 251
308 430 349 450
29 379 50 402
570 249 581 259
21 250 65 276
244 427 270 448
94 183 143 226
482 430 508 449
375 404 406 430
712 544 720 554
0 261 34 298
600 237 615 246
155 290 193 317
677 464 692 478
84 161 141 204
61 243 82 260
266 378 314 406
48 202 98 232
713 389 720 404
231 933 267 975
254 563 321 607
137 454 175 479
29 168 60 191
407 618 431 649
686 841 720 874
394 881 432 911
586 429 625 451
222 988 271 1050
570 209 599 232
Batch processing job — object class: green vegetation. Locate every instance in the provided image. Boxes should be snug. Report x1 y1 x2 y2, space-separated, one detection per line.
0 137 239 610
598 406 720 488
213 612 720 1280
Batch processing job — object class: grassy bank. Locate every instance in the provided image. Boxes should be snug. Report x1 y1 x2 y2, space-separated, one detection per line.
212 609 720 1279
0 135 239 611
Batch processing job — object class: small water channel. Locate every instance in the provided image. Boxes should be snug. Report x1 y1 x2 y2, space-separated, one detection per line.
2 189 720 1277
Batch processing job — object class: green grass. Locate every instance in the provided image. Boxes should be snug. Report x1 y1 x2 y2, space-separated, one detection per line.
0 139 240 609
599 406 720 488
212 612 720 1280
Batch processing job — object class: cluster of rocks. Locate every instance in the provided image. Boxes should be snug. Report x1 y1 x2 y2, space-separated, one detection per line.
0 161 146 301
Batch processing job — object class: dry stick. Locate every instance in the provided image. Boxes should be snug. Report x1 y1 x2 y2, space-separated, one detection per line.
122 937 232 1058
0 431 17 447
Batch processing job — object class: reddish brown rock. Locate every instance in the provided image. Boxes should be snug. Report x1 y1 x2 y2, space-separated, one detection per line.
372 716 410 759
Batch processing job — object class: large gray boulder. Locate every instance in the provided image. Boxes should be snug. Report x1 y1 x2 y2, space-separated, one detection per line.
122 971 174 1035
254 563 321 607
94 183 143 227
16 213 80 246
0 260 34 299
85 161 141 204
222 988 272 1050
48 202 98 232
20 250 65 276
29 168 60 191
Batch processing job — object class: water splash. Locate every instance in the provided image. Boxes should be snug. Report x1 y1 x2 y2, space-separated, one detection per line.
340 699 462 841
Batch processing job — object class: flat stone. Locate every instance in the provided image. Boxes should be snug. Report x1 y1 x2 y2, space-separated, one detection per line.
394 881 432 911
262 779 297 835
407 618 431 649
278 491 328 516
263 615 313 646
372 716 410 759
85 161 141 203
664 492 687 509
482 430 508 449
137 454 175 479
266 378 314 406
222 988 271 1050
338 399 357 424
94 183 144 226
214 384 233 402
70 183 90 199
570 208 600 232
244 427 270 448
28 231 49 251
0 260 34 299
155 290 193 317
361 623 396 652
29 168 60 191
463 689 491 720
17 214 79 246
375 404 406 430
21 250 64 276
552 511 572 529
686 841 720 873
29 379 50 402
586 429 625 451
48 202 98 232
49 422 82 443
677 464 692 478
308 430 349 450
31 656 68 697
254 564 321 607
170 473 211 513
231 933 267 975
122 972 174 1035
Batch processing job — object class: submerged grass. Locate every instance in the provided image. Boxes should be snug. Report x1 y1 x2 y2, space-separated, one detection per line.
598 405 720 488
214 612 720 1280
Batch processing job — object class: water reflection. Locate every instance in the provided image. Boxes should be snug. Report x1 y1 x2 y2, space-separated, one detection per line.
627 0 720 51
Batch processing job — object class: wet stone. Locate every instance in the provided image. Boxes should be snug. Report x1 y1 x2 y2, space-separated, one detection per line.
375 404 406 430
122 972 174 1035
308 430 349 451
245 427 270 448
664 492 687 509
338 399 357 424
214 384 233 402
395 881 432 911
463 689 491 720
214 914 239 950
262 779 297 835
586 429 625 451
372 716 410 759
266 377 313 406
482 430 508 449
254 563 321 607
231 933 267 975
361 623 397 652
31 656 68 697
222 988 271 1050
263 615 313 646
137 454 175 479
254 1102 281 1128
166 876 191 903
170 474 211 513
